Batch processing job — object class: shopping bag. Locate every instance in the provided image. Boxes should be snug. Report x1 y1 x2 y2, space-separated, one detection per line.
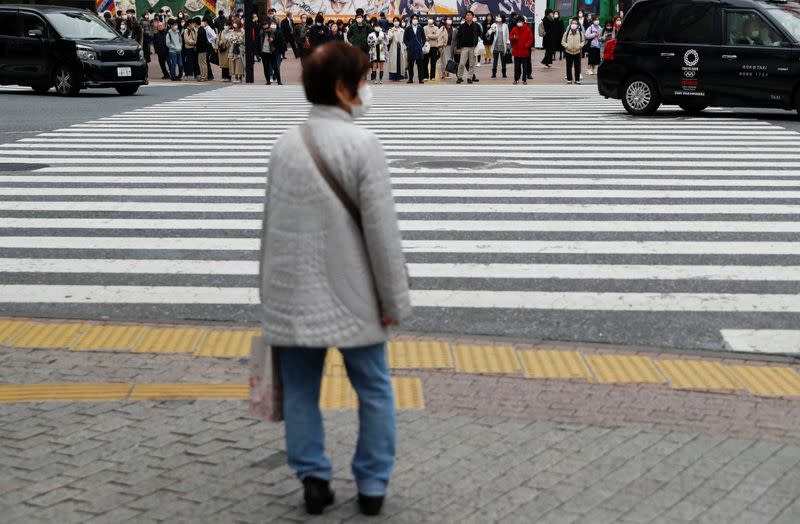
445 58 458 74
248 335 284 422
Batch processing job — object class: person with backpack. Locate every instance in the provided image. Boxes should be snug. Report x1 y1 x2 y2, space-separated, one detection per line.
348 9 372 58
539 9 556 68
562 18 585 84
509 15 533 85
181 18 198 80
584 15 602 75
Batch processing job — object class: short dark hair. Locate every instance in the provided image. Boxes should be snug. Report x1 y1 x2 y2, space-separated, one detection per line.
466 10 474 16
303 42 369 106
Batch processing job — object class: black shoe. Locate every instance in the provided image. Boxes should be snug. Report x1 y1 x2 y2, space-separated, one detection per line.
456 78 463 84
467 78 473 84
502 74 507 78
491 73 496 78
406 79 413 83
358 494 384 516
161 75 170 80
303 477 334 515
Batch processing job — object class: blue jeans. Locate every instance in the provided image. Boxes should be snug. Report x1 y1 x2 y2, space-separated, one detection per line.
278 343 396 497
168 51 182 79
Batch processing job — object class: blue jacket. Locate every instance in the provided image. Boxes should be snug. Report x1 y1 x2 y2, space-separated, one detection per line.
404 25 426 60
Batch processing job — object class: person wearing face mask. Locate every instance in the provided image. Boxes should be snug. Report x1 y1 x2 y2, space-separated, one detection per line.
260 20 286 84
386 17 406 81
228 20 245 83
455 11 480 84
181 18 198 80
217 21 233 81
439 17 454 79
262 41 411 518
330 23 345 42
562 18 585 84
348 9 372 57
309 15 331 49
165 20 183 81
368 22 387 84
489 13 509 79
403 15 427 84
152 21 170 79
509 15 532 85
539 9 557 68
293 15 308 61
423 17 440 81
584 16 602 75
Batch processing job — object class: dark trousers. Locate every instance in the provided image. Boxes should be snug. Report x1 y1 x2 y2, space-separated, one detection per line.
261 52 281 84
527 51 533 78
426 47 439 80
206 53 214 79
183 48 196 77
566 53 581 81
157 52 169 77
407 57 425 82
541 46 554 65
492 51 507 76
514 56 530 81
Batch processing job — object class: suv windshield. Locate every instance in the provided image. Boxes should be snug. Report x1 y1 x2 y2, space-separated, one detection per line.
767 4 800 41
44 11 119 40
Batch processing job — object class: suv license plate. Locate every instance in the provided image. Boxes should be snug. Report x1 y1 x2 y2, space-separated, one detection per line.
117 67 132 77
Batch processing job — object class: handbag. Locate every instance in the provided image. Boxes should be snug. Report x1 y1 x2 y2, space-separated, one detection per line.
445 58 458 74
208 50 219 65
248 335 284 422
422 41 431 55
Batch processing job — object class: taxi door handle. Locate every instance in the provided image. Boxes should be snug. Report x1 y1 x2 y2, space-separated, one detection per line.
660 52 675 58
722 54 738 60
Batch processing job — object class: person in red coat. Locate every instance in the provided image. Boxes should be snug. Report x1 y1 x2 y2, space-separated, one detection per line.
509 16 533 85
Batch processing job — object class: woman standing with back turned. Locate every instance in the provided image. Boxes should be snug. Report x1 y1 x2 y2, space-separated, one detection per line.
259 42 412 517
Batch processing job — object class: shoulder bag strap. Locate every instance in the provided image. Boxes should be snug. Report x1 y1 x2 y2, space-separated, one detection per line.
299 123 363 233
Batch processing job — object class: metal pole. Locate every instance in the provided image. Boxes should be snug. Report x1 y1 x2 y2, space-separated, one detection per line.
244 0 255 83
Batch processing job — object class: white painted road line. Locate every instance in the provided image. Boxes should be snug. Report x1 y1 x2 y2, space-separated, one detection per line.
720 330 800 354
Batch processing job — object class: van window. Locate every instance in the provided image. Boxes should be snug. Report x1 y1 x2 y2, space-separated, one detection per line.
0 11 18 37
663 2 718 44
617 1 667 42
727 10 786 46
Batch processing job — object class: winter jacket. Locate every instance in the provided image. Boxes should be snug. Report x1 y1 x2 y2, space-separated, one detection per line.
182 27 197 48
561 28 585 55
584 23 602 48
403 24 426 60
196 25 213 53
456 20 480 48
259 28 287 54
308 23 331 49
509 24 533 58
153 29 169 56
423 23 440 46
261 105 412 347
348 22 371 53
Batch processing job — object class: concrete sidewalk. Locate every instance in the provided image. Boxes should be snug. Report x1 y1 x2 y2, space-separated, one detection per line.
1 318 800 522
148 48 596 87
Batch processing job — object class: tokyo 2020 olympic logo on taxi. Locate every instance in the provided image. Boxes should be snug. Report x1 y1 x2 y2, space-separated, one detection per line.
684 49 700 67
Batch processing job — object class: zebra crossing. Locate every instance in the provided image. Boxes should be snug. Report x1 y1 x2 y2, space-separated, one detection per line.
0 84 798 353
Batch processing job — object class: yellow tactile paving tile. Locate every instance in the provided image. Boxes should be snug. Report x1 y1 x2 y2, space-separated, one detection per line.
133 327 206 353
0 383 131 403
324 348 346 376
388 340 453 369
0 320 33 346
518 350 593 381
452 345 521 374
585 354 666 384
392 377 425 409
129 383 248 400
319 375 357 409
725 365 800 397
656 359 742 391
12 322 88 349
71 325 147 351
194 329 260 358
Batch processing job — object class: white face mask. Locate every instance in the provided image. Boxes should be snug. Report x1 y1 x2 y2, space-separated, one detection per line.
593 20 600 26
351 85 372 119
446 20 452 25
750 30 760 38
120 24 127 31
517 22 523 27
571 23 578 30
356 17 363 24
393 21 400 27
412 19 418 26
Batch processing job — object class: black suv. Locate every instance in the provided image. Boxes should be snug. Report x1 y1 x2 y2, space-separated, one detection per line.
0 4 147 95
598 0 800 115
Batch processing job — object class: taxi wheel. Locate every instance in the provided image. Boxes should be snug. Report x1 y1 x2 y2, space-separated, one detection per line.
622 76 660 116
679 103 708 114
53 67 80 97
116 86 139 96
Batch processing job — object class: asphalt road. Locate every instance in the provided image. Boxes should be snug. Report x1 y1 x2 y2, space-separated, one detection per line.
0 82 799 354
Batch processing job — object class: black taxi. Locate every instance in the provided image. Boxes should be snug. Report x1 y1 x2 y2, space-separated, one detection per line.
0 4 147 96
598 0 800 115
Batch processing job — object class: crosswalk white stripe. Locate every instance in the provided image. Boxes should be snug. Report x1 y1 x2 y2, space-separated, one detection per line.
0 237 795 254
3 218 800 233
720 330 800 354
4 258 798 281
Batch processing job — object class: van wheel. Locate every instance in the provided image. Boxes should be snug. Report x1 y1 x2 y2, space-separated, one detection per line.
679 103 708 114
116 86 139 96
621 76 660 116
31 83 50 95
54 67 80 96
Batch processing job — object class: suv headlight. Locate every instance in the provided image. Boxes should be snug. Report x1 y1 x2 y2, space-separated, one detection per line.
138 47 144 60
76 45 96 61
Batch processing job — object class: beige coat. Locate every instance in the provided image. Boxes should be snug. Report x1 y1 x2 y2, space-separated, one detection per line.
562 28 585 55
424 24 440 46
216 28 231 69
386 26 406 76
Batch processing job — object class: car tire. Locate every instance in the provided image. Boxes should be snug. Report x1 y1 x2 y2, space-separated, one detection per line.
31 83 50 95
116 86 139 96
53 67 80 96
679 103 708 114
621 76 661 116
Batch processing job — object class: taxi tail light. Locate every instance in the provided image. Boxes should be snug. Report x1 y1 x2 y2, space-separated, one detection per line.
603 39 617 61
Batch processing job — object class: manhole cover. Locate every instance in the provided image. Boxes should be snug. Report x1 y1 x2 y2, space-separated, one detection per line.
0 163 48 172
411 159 493 170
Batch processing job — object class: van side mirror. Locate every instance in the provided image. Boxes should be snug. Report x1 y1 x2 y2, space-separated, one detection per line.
27 29 43 38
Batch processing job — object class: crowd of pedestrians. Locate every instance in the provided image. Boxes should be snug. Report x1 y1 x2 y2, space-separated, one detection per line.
105 7 624 86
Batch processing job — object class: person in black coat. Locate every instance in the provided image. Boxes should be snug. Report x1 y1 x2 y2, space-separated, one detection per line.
259 20 287 85
307 15 331 49
540 9 557 67
214 10 226 32
280 12 296 59
152 21 170 79
403 15 426 84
